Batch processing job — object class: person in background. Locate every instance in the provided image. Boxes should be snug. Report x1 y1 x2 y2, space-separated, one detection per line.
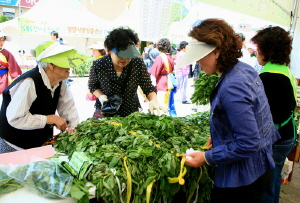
50 31 74 86
0 41 89 154
88 41 106 60
50 31 65 45
88 27 167 119
191 63 201 112
15 50 26 68
251 26 296 203
176 18 280 203
149 43 160 68
238 32 254 67
192 63 201 81
174 41 191 104
248 47 256 57
149 38 177 116
77 41 107 101
142 41 154 70
76 41 106 77
248 45 264 74
0 31 22 96
18 50 25 57
170 45 178 60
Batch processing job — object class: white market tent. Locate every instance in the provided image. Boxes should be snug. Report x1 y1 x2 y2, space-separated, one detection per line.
0 0 115 59
0 0 300 77
261 0 300 79
289 1 300 78
163 0 300 78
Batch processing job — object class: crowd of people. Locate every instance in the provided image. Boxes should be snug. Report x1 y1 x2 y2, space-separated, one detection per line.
0 17 298 203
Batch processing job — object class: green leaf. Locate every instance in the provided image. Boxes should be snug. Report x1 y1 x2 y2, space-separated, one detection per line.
109 156 119 168
70 185 86 200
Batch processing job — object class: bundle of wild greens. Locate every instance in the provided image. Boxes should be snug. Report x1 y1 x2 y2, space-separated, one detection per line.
191 72 219 105
3 160 74 199
54 112 213 203
0 170 23 196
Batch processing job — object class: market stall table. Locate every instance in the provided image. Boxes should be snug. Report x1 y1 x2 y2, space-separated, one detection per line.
0 146 97 203
0 187 76 203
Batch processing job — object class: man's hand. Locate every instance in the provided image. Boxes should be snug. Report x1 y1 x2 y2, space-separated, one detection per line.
149 100 168 115
66 127 76 135
46 115 68 131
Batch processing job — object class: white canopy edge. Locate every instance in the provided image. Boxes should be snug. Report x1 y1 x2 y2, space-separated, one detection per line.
274 0 295 14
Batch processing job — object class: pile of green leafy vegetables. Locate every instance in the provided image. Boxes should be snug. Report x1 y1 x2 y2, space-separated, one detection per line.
191 72 219 105
54 111 213 203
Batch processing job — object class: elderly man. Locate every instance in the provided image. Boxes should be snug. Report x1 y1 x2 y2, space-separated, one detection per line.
0 41 89 154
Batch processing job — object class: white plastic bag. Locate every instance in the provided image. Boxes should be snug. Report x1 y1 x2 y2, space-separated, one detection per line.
1 159 74 199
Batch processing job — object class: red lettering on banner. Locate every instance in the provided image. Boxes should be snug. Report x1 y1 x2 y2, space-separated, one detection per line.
20 0 40 8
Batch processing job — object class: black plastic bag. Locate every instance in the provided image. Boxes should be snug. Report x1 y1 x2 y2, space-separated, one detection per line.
101 94 122 117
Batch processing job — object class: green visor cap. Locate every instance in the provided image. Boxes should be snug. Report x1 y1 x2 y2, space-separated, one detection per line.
33 41 90 69
112 42 140 58
41 49 90 69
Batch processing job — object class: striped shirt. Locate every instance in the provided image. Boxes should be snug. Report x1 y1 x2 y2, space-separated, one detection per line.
6 67 79 142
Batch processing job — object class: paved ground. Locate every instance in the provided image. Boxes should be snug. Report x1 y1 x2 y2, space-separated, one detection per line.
280 160 300 203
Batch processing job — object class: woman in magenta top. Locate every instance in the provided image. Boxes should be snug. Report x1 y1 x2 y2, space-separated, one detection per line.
0 35 22 94
149 38 175 114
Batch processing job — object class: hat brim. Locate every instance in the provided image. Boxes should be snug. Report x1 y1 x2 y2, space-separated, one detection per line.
88 44 105 50
112 44 140 59
35 42 76 61
175 40 216 68
41 50 90 69
0 35 11 41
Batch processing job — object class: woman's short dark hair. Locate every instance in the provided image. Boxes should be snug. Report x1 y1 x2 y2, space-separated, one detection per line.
189 18 242 73
179 41 188 50
157 38 171 53
251 26 292 65
104 27 139 51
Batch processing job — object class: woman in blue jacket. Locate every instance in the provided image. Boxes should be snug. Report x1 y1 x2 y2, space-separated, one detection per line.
176 18 280 203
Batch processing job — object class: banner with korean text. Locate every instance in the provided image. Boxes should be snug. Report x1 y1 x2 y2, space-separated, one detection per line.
18 18 110 38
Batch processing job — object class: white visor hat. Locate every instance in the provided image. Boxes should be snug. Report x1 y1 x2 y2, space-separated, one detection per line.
0 30 11 41
88 41 105 50
175 38 216 68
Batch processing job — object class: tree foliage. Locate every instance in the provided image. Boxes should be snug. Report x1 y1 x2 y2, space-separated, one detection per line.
0 15 9 23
